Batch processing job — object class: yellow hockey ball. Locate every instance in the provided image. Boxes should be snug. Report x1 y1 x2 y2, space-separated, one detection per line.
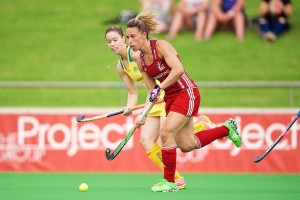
79 183 88 192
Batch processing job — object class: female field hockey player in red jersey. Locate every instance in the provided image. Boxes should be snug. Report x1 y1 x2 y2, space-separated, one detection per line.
126 10 242 192
105 25 217 190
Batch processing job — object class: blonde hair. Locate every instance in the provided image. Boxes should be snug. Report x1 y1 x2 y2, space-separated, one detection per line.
127 10 159 39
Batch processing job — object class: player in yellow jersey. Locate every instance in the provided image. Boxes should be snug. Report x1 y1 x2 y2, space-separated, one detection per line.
105 25 216 190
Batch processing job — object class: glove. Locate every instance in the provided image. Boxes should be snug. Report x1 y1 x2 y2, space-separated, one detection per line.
149 85 161 102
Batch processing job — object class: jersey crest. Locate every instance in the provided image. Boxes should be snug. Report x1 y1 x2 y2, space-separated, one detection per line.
156 61 165 71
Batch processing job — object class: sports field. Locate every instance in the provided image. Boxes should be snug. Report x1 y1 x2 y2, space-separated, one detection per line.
0 1 300 199
1 173 300 200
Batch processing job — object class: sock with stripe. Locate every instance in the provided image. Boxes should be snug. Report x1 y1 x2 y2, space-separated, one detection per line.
194 126 229 148
147 144 182 181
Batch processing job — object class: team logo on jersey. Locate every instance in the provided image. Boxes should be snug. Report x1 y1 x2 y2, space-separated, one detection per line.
133 66 139 72
156 61 165 71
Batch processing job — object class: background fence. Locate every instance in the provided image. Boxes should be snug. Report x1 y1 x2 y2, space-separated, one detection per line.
1 81 299 107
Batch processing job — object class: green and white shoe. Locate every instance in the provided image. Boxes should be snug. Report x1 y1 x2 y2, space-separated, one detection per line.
151 179 178 192
224 118 242 148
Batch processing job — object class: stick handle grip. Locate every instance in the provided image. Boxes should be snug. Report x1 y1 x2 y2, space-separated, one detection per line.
138 101 155 120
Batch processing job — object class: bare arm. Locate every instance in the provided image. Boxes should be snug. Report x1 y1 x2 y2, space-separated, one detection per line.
155 40 184 91
136 57 156 93
116 62 138 111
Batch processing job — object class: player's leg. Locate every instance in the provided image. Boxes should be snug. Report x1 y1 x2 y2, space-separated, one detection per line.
140 116 160 150
175 116 198 152
151 112 191 192
177 114 241 150
141 116 186 189
148 113 217 191
151 88 200 192
192 118 242 148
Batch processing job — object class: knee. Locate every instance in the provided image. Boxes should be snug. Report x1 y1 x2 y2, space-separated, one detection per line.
160 126 171 143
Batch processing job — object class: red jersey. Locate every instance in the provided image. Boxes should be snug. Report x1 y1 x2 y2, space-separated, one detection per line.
140 40 197 95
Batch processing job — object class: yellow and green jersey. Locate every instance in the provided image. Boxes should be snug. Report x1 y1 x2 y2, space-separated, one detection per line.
119 46 144 84
119 46 166 117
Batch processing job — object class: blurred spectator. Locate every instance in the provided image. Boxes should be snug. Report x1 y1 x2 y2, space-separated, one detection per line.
258 0 292 42
167 0 210 41
204 0 246 41
140 0 175 32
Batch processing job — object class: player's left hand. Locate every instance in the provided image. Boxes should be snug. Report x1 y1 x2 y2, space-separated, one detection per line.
149 85 161 102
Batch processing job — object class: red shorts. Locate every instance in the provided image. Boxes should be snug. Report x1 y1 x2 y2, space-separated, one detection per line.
165 88 200 117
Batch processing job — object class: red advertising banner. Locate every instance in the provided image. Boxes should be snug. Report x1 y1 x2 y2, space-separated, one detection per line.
0 108 299 173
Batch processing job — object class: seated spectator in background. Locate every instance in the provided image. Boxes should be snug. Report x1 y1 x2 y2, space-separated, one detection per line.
140 0 175 32
167 0 210 41
258 0 292 42
204 0 246 41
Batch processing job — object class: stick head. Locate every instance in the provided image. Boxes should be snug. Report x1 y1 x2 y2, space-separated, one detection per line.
253 156 262 163
76 115 85 122
105 148 113 161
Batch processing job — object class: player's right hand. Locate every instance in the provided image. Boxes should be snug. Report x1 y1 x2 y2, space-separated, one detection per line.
135 113 146 128
123 107 132 116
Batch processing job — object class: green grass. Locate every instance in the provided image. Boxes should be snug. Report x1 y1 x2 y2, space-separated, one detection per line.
1 173 300 200
0 0 299 107
0 87 299 107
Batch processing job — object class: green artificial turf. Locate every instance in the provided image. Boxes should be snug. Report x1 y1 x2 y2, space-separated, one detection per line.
0 173 300 200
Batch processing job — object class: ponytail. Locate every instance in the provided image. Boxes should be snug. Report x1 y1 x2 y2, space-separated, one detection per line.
127 10 159 39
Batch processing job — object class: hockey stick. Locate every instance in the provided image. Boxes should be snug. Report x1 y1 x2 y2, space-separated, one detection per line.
253 110 300 163
105 101 155 160
76 99 163 122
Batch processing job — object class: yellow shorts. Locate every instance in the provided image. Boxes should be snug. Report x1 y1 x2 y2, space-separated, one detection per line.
148 101 166 117
147 89 166 117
